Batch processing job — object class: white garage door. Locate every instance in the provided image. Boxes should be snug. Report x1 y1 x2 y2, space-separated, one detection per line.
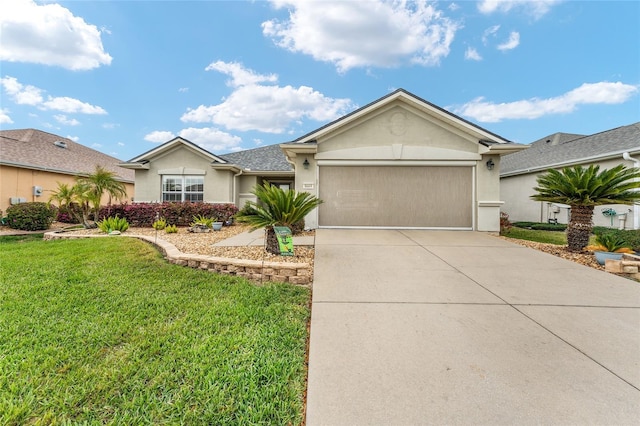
318 166 473 228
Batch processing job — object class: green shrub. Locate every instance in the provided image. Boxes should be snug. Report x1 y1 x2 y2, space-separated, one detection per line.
587 233 633 253
591 228 640 252
499 212 512 235
530 223 567 231
512 222 567 231
6 202 57 231
190 214 213 228
97 216 129 233
512 221 537 228
165 224 178 233
152 217 167 230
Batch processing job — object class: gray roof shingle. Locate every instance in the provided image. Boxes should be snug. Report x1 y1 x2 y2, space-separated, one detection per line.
221 143 292 172
501 123 640 175
0 129 134 182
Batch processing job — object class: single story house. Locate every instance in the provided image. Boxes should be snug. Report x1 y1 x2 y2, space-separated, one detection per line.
500 122 640 229
0 129 134 213
121 89 526 231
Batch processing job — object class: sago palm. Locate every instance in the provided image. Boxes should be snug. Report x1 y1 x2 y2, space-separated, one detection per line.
531 164 640 252
236 182 323 254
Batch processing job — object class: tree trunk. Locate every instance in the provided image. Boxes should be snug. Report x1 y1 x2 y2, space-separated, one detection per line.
265 226 280 255
567 205 594 252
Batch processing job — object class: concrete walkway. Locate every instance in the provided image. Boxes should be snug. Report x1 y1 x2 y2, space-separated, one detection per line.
306 229 640 425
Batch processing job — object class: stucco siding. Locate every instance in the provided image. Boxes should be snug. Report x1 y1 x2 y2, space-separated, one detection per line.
318 103 479 157
132 145 234 203
1 165 133 212
501 157 640 229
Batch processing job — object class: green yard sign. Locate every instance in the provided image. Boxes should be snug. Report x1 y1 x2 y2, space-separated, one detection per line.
273 226 294 256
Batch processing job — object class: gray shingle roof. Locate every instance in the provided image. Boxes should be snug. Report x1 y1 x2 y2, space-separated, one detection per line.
0 129 134 182
221 143 292 172
501 123 640 176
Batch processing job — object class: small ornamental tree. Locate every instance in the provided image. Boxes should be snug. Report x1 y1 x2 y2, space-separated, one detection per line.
235 183 323 254
531 164 640 252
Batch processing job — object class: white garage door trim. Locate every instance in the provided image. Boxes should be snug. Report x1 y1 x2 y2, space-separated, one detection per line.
317 162 476 230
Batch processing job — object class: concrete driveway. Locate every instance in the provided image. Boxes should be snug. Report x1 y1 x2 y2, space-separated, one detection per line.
306 230 640 425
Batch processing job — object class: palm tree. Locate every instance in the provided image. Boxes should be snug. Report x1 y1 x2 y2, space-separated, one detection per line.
49 182 82 224
235 182 323 254
531 164 640 252
77 165 127 222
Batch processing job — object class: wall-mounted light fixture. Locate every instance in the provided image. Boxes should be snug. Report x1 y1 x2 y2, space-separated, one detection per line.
303 158 310 169
486 159 495 170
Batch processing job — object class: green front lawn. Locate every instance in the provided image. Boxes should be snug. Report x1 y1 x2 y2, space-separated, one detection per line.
501 227 568 245
0 236 310 425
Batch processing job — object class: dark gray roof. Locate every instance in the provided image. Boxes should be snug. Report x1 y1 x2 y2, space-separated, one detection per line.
221 143 292 172
501 123 640 176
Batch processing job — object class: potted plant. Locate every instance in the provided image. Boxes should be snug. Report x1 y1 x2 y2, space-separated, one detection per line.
586 233 634 265
189 214 213 233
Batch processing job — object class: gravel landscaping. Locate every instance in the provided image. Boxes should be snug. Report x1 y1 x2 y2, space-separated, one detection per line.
63 224 316 268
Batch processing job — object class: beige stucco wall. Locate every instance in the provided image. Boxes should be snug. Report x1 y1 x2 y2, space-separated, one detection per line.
501 157 640 229
0 165 133 213
294 100 506 231
133 145 234 203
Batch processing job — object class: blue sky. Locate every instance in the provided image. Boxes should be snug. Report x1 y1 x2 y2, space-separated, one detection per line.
1 0 638 161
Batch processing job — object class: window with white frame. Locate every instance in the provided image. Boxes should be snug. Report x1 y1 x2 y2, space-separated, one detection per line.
162 175 204 202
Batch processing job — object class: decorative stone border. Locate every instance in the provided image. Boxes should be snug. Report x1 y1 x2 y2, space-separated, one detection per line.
604 253 640 281
43 231 312 286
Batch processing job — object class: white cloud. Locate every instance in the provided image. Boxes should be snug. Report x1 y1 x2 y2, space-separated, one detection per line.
497 31 520 51
102 123 119 129
0 109 13 124
0 76 43 105
178 127 242 152
205 61 278 87
42 96 107 114
253 138 264 146
482 25 500 45
0 0 112 70
465 47 482 61
454 82 639 122
448 3 460 11
262 0 459 72
66 135 80 142
478 0 561 19
92 143 103 148
144 130 175 143
182 61 355 133
117 142 125 146
1 76 107 114
54 114 80 126
178 87 189 93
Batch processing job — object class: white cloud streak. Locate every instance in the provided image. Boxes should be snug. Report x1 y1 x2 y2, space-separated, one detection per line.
54 114 80 126
454 82 639 122
0 109 13 124
465 47 482 61
181 61 355 133
143 127 242 153
144 130 176 143
206 61 278 87
0 0 112 70
478 0 562 19
262 0 460 72
0 76 107 115
497 31 520 51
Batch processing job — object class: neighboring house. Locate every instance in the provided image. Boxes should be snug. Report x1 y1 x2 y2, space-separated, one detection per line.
500 122 640 229
118 138 294 208
121 89 525 231
0 129 134 213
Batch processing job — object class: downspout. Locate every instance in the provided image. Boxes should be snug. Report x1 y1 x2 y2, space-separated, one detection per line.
233 169 243 206
622 152 639 229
